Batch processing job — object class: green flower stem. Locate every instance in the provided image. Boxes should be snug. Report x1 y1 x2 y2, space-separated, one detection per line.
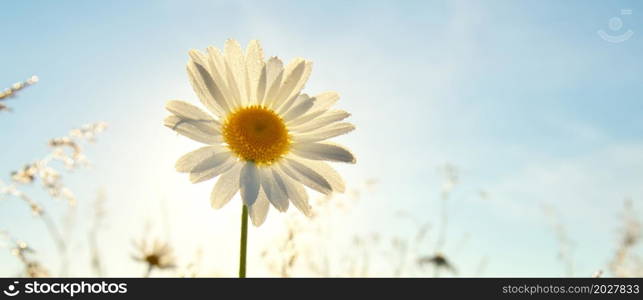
239 204 248 278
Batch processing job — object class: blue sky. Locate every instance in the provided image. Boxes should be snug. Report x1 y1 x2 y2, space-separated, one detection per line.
1 0 642 276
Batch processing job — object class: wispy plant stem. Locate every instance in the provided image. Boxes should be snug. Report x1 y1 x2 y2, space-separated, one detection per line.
40 212 68 276
239 204 248 278
145 264 154 278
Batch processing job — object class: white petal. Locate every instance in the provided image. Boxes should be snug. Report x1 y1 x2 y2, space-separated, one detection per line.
286 109 326 128
187 58 232 114
292 122 355 143
245 40 265 106
291 60 313 99
224 39 246 108
291 142 356 164
240 161 260 206
263 57 284 108
224 61 243 109
175 145 226 173
289 110 351 133
272 169 312 216
248 189 270 226
265 57 284 86
282 94 315 122
256 65 268 106
275 60 312 112
166 100 220 126
185 66 223 117
187 49 209 65
189 152 235 183
310 91 340 112
288 158 345 193
187 51 228 116
279 158 332 195
186 51 225 117
205 46 238 110
259 167 289 212
286 92 340 127
271 59 308 110
276 92 298 115
211 163 242 209
275 61 313 113
164 115 221 145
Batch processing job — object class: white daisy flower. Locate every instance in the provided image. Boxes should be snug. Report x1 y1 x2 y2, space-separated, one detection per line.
165 39 355 226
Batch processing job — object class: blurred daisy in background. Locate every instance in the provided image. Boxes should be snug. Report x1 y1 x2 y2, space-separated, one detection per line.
132 238 176 276
165 39 355 226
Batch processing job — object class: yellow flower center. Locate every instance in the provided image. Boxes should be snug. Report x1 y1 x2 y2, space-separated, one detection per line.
145 254 161 266
222 105 290 165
